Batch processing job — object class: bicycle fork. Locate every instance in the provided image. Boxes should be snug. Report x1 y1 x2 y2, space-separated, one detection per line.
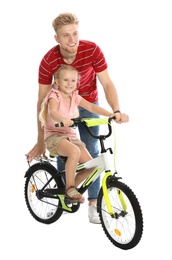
102 172 127 217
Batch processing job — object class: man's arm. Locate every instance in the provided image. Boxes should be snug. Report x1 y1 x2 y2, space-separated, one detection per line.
37 84 52 140
26 84 52 162
97 69 129 123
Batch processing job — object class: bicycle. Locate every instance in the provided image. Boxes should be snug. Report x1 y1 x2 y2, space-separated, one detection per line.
24 116 143 250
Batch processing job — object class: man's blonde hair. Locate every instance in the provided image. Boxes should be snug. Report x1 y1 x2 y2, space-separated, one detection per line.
52 12 79 33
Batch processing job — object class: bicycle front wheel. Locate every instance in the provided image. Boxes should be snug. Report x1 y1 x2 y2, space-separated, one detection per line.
97 180 143 250
24 162 63 224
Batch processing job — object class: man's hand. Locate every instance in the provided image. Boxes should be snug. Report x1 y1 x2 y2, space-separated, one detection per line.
115 112 129 124
26 142 47 162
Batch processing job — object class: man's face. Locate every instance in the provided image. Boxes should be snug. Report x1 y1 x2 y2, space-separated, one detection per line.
55 24 79 54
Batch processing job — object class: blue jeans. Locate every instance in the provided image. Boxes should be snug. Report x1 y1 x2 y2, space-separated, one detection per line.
57 102 100 201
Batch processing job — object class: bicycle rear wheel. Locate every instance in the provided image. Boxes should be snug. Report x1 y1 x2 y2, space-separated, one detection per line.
97 180 143 250
24 162 64 224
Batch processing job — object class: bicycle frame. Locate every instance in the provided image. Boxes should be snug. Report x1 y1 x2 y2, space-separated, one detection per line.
77 152 114 211
56 117 127 216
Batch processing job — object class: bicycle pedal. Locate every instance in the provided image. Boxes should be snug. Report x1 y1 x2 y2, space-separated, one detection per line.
64 197 79 204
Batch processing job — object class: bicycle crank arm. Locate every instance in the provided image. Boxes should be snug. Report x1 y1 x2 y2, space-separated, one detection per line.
36 188 65 199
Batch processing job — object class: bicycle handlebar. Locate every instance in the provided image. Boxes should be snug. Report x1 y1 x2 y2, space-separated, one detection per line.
55 116 116 140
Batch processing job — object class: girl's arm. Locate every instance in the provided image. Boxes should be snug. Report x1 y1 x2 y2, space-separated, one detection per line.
48 98 73 126
79 98 114 117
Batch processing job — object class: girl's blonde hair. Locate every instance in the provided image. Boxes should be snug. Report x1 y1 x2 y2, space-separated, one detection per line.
39 65 80 127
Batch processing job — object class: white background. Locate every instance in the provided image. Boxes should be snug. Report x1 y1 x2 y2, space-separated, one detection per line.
1 0 172 258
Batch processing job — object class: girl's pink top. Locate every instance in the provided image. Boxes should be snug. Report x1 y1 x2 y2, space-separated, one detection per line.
44 88 82 140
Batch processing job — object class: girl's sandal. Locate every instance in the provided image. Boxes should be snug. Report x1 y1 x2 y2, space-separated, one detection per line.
65 186 85 203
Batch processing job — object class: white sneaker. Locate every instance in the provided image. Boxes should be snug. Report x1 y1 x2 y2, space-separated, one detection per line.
88 205 101 224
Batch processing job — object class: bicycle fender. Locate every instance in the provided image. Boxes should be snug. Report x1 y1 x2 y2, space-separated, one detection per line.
24 162 56 178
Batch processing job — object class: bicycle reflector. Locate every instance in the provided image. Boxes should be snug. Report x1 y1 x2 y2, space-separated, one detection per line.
114 229 121 236
31 184 36 193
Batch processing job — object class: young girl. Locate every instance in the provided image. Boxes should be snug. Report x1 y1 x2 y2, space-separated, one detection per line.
39 65 119 203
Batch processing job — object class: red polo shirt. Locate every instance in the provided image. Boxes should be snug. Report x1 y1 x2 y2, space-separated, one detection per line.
38 40 108 102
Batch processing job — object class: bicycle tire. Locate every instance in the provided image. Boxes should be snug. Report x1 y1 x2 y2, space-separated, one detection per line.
24 162 64 224
97 180 143 250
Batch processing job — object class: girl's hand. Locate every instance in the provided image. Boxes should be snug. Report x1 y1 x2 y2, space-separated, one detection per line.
61 118 73 127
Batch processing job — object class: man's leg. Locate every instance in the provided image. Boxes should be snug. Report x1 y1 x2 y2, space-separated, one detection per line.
57 155 65 171
78 104 101 224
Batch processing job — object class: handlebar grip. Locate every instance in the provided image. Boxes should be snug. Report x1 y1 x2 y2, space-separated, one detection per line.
109 115 116 122
55 122 64 127
55 117 81 127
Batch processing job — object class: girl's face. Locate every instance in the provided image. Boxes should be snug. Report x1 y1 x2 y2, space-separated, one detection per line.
56 69 78 94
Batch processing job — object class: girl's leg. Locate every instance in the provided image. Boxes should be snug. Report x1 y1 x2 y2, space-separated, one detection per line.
57 139 84 201
75 148 93 186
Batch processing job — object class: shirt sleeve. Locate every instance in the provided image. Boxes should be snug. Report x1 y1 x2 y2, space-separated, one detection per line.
45 89 61 104
38 58 53 85
92 44 108 73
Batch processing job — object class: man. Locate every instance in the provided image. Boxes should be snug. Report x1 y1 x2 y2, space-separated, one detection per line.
27 12 129 224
